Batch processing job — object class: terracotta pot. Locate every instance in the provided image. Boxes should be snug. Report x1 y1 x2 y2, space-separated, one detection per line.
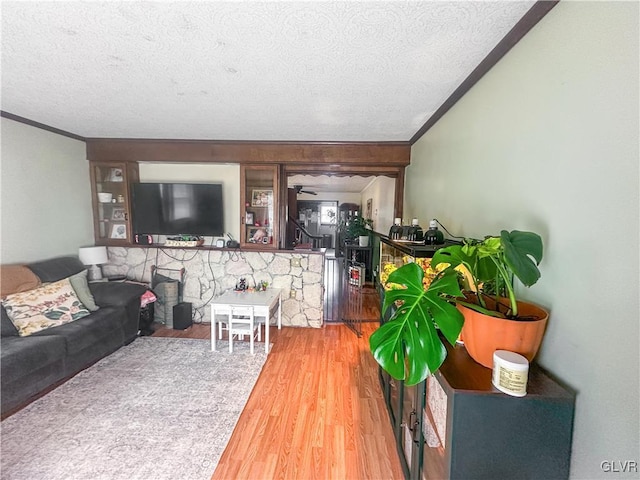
458 298 548 369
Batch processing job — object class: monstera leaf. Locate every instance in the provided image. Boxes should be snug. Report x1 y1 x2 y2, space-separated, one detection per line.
500 230 543 287
369 263 464 385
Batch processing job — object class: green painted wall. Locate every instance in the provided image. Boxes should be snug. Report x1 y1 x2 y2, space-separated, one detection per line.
406 2 639 478
1 118 92 263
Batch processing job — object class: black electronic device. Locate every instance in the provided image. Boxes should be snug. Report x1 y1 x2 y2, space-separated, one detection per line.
172 302 192 330
131 183 224 236
225 233 239 248
134 234 153 245
424 220 445 245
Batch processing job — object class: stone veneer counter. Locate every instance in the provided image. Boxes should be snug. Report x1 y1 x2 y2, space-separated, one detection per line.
104 247 325 328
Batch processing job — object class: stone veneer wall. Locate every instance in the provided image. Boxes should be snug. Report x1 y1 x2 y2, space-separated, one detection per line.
104 247 324 328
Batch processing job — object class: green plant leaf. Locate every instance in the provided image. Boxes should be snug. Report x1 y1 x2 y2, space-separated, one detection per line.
424 272 464 345
431 245 467 270
501 230 543 287
370 263 464 385
432 242 496 287
476 237 501 257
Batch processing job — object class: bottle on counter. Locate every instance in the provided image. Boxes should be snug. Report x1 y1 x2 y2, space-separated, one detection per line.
425 220 445 245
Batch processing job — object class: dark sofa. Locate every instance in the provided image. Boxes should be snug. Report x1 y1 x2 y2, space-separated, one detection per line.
1 256 147 416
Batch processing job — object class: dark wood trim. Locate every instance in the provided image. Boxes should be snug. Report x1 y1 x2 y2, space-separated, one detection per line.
284 164 405 177
86 139 411 166
409 0 559 145
394 168 405 220
1 111 85 142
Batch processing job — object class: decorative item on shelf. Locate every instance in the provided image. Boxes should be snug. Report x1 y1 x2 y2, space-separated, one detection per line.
78 246 109 281
245 212 254 225
256 280 269 292
251 189 273 207
111 208 126 221
248 227 268 243
108 168 124 182
164 235 204 247
97 192 113 203
117 194 125 203
110 223 127 239
369 229 545 385
234 278 248 292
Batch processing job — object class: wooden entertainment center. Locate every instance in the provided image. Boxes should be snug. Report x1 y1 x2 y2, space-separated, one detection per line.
86 139 410 247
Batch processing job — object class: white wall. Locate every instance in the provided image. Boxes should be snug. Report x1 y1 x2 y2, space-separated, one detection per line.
0 118 92 263
406 3 639 478
360 176 395 234
138 162 240 242
297 191 361 205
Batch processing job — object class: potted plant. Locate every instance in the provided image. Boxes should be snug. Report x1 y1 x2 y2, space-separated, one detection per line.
431 230 546 368
346 215 373 246
369 229 546 384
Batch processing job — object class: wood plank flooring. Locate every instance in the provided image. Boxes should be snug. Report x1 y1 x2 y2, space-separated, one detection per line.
153 292 403 480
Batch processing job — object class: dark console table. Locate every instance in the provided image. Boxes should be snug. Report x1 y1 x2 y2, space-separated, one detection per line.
380 339 576 479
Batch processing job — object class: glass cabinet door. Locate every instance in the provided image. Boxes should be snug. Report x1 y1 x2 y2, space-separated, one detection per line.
89 162 138 245
240 164 279 248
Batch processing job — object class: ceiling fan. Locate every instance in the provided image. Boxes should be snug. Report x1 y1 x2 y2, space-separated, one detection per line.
294 185 317 195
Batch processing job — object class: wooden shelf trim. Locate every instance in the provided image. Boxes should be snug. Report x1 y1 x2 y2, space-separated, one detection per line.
86 139 411 166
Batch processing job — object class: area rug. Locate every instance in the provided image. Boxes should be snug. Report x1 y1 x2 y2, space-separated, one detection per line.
1 337 268 480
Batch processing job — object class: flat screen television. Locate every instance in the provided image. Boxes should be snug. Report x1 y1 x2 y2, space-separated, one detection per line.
131 183 224 236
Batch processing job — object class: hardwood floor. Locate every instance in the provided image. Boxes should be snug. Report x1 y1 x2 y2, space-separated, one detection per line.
152 291 403 480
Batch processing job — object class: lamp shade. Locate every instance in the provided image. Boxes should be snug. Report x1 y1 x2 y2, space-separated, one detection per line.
78 246 108 266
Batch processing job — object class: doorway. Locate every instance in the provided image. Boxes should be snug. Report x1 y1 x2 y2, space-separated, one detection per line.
297 200 338 248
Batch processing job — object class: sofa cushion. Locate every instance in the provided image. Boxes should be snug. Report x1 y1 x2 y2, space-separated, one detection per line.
89 281 147 308
0 265 41 298
2 279 90 336
33 306 123 355
68 270 99 312
26 256 84 283
1 305 19 337
0 335 67 385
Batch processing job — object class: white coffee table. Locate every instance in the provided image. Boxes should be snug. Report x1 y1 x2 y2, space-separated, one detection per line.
210 288 282 353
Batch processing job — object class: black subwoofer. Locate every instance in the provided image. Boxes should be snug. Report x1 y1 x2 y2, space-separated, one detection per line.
172 302 193 330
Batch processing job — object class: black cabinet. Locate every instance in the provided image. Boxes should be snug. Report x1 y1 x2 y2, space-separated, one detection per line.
380 329 576 480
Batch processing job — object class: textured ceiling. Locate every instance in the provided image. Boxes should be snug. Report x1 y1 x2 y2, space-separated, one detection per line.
288 174 376 193
1 1 535 141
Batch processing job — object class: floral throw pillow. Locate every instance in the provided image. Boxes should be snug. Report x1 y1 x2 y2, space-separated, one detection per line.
2 278 90 336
